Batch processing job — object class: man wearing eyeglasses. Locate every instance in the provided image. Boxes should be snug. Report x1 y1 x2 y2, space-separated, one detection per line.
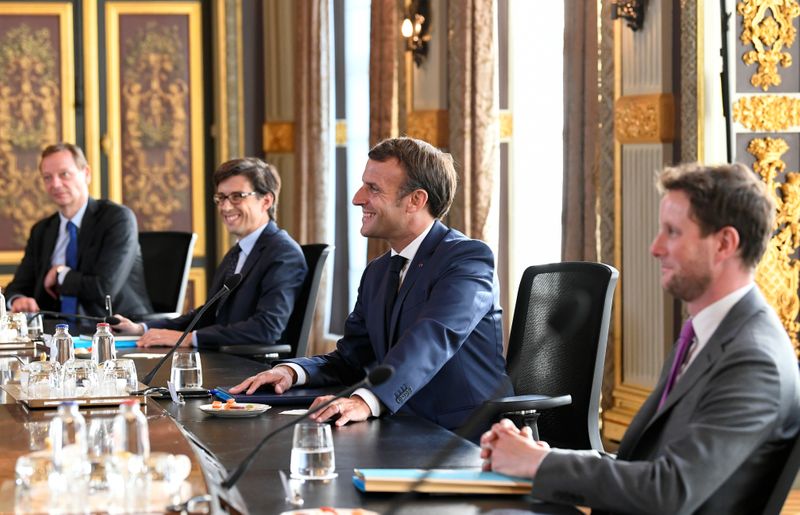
5 142 152 326
113 158 307 350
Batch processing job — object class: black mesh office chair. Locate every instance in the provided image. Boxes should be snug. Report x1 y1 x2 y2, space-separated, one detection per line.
484 261 618 451
220 243 332 360
137 231 197 321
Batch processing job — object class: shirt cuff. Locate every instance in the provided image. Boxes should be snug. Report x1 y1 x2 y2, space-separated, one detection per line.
190 331 198 347
353 388 381 418
57 266 70 285
282 363 307 385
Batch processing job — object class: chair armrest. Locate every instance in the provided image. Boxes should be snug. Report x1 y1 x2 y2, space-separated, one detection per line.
485 394 572 413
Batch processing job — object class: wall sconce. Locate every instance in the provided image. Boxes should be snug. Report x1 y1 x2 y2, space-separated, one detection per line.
611 0 646 31
401 0 431 67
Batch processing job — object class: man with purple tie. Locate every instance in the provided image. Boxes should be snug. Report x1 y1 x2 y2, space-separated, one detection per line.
481 163 800 514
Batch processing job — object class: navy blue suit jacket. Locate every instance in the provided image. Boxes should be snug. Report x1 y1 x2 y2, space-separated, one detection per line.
148 221 307 350
290 221 512 430
6 198 152 317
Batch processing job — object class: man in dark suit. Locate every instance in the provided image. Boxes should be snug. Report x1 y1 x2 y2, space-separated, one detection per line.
231 137 512 430
481 163 800 514
6 143 152 324
113 158 306 350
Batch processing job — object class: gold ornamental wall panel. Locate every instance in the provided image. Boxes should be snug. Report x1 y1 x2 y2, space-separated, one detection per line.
104 2 205 257
0 3 76 264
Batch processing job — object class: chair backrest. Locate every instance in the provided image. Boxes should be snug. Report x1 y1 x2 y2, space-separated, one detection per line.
138 231 197 317
762 422 800 514
506 261 618 451
280 244 332 357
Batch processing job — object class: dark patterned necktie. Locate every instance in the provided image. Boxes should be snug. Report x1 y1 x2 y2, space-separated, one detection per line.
385 255 407 346
658 319 695 410
215 244 241 314
60 221 78 314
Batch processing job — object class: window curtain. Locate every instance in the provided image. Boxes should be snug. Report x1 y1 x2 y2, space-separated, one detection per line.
294 0 330 355
447 0 498 241
561 0 599 262
366 0 400 260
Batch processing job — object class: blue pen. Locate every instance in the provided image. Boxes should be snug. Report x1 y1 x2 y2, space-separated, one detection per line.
210 388 233 401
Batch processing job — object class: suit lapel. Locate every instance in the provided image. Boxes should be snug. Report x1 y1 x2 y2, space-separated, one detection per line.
238 221 276 281
41 214 60 271
628 288 763 450
76 198 98 268
386 221 449 346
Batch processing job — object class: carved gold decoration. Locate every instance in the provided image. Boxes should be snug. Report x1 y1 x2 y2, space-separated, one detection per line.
747 137 800 355
733 95 800 131
263 121 295 153
614 94 674 144
335 119 347 146
737 0 800 91
119 21 190 232
0 23 63 247
187 266 207 310
499 110 513 141
406 109 448 148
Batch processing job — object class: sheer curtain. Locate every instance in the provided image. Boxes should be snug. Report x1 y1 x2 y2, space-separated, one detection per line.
447 0 498 241
294 0 331 354
561 0 599 262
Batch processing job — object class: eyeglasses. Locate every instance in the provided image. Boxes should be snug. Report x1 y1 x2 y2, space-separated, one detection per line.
213 191 260 205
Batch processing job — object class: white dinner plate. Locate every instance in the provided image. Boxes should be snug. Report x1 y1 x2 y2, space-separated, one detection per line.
199 403 270 418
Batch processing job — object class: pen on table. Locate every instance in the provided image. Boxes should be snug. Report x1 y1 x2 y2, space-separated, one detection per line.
210 388 233 401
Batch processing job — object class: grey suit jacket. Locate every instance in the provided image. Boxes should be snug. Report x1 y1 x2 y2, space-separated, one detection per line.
532 287 800 515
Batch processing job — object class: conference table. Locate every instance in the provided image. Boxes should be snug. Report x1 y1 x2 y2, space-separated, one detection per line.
0 347 581 514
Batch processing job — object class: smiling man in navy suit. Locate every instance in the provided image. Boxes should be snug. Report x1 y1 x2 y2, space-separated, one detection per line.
232 137 512 430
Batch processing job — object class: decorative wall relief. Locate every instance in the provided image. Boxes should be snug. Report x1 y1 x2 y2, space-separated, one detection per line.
737 0 800 91
748 137 800 355
614 94 674 144
733 95 800 131
120 21 190 231
0 5 74 262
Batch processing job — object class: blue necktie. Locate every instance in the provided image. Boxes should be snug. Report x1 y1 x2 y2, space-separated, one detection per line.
60 221 78 314
385 255 407 346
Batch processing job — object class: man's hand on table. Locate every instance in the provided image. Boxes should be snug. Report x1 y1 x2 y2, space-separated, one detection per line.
480 418 550 478
230 365 296 395
309 394 371 426
137 328 190 348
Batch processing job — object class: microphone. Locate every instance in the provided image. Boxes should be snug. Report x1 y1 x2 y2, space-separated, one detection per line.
141 273 243 385
221 364 395 489
37 310 121 325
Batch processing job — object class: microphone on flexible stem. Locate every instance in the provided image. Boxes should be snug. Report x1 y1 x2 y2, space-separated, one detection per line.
37 310 121 325
141 273 243 385
221 364 395 489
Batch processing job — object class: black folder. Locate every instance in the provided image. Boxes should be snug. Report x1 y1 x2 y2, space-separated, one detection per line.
213 385 340 406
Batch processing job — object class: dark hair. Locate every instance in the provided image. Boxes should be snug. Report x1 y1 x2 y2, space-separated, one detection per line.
40 142 88 170
367 137 457 219
657 162 775 268
213 157 281 219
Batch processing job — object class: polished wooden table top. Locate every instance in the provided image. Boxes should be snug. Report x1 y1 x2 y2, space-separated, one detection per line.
1 348 580 514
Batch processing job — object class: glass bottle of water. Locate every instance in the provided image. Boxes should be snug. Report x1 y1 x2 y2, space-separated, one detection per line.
51 324 74 365
91 322 116 364
49 401 90 509
111 400 150 509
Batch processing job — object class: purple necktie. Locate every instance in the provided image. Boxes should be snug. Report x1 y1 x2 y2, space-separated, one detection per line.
658 319 695 410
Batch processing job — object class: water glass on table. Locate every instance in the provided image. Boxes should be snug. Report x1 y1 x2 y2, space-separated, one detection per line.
170 351 203 391
101 358 138 395
25 361 60 398
27 314 43 340
290 422 336 480
63 360 99 397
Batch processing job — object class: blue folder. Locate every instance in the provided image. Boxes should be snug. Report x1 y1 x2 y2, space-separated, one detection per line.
213 385 340 406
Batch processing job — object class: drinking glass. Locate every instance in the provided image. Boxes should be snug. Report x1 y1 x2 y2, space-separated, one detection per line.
87 417 115 492
27 314 43 340
170 352 203 391
290 422 336 480
12 313 28 341
25 361 60 398
15 449 54 489
63 360 98 397
101 358 138 395
147 452 192 503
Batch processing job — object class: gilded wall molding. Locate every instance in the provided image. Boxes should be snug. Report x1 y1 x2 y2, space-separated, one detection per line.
747 137 800 355
499 110 513 142
733 95 800 131
187 266 207 310
407 109 448 148
614 94 675 144
737 0 800 91
263 121 295 153
335 119 347 147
